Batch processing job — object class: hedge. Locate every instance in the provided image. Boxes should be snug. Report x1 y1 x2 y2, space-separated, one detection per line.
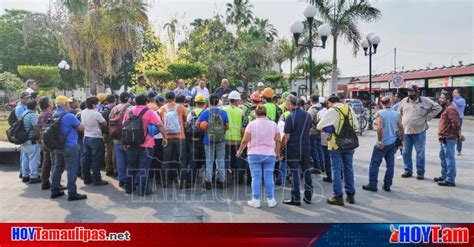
17 65 60 88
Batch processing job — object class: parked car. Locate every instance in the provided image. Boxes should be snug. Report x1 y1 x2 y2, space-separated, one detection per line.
344 98 364 115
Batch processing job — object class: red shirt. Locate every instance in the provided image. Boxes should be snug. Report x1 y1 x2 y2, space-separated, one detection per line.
438 103 461 141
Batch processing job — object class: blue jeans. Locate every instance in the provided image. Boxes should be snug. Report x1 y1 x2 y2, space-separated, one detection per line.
77 135 84 176
439 139 457 183
287 154 313 202
368 143 396 187
51 145 79 195
275 159 288 184
310 134 324 170
248 155 276 200
403 131 426 175
323 146 331 178
82 137 104 183
457 118 463 152
329 149 356 197
114 143 128 182
20 140 40 178
125 146 153 195
162 138 187 183
204 142 226 182
226 144 244 179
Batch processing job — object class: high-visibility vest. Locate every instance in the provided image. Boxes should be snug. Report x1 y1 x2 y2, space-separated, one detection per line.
224 105 243 141
264 103 277 121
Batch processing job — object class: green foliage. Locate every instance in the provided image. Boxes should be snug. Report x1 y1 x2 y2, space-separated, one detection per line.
0 10 61 74
263 71 284 84
0 71 23 91
17 65 60 88
167 63 207 80
144 69 172 84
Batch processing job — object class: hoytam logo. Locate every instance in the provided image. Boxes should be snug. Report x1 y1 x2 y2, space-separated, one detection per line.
11 226 131 242
390 224 469 244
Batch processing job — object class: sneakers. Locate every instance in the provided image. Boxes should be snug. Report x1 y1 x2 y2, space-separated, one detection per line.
457 151 462 156
433 177 445 182
322 177 332 183
22 176 30 183
416 174 424 180
401 172 412 178
437 181 456 187
267 198 277 208
396 155 403 160
282 199 301 206
346 195 355 204
247 198 261 208
203 181 212 190
51 191 65 199
93 180 109 186
382 185 391 192
41 183 50 190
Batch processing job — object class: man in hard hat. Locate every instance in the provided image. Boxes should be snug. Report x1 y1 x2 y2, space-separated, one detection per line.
257 82 265 94
224 91 245 184
262 87 282 123
185 94 207 186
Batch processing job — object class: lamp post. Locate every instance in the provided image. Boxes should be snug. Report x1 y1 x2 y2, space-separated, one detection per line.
291 5 331 95
361 32 380 130
58 60 70 89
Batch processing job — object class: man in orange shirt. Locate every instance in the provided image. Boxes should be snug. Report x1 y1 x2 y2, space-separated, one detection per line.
160 91 189 189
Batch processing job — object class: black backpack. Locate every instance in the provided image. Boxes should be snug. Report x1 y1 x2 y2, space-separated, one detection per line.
7 109 18 126
42 112 70 150
333 107 359 151
100 105 113 135
121 108 148 146
185 110 204 140
6 112 33 144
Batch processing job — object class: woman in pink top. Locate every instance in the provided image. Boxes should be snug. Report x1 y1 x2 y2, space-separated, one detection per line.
237 105 281 208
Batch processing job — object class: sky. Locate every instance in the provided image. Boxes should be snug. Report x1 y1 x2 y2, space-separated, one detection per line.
1 0 473 77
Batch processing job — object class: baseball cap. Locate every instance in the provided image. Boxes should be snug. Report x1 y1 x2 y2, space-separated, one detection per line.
407 85 419 92
20 92 31 99
147 92 156 99
155 95 164 104
55 95 72 104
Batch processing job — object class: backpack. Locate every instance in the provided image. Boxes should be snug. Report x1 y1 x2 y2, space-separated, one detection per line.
207 109 225 143
333 106 359 151
7 109 18 126
108 105 129 140
121 108 148 146
310 106 320 132
163 104 181 134
186 110 204 140
100 105 113 134
274 103 283 124
6 111 33 144
42 112 70 150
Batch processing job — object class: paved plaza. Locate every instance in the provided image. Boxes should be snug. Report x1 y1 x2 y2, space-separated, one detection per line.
0 119 472 223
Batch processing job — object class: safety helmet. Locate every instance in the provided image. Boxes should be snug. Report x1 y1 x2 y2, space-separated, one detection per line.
250 92 262 102
262 87 274 98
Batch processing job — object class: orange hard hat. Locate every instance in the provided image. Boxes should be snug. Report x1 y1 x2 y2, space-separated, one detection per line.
199 121 208 133
262 87 274 98
250 92 262 102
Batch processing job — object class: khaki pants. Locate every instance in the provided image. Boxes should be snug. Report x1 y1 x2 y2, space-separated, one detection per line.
41 145 54 185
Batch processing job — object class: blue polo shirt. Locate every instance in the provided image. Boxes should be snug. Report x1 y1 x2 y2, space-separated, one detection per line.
54 108 81 147
15 103 27 118
197 107 229 145
284 107 311 155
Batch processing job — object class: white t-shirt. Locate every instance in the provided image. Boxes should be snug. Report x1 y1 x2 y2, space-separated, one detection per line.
81 108 106 138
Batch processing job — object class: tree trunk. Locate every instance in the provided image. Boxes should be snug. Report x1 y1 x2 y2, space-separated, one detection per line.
290 58 293 74
330 34 338 96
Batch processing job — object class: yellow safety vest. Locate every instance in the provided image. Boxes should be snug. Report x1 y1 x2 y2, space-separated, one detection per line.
328 105 355 151
224 105 243 141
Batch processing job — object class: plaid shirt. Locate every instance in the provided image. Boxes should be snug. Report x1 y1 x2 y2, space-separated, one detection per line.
37 109 53 131
438 103 461 141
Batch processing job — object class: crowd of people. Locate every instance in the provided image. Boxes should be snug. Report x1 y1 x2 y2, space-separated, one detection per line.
8 76 465 207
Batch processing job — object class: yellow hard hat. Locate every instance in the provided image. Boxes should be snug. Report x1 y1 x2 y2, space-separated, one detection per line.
262 87 274 98
55 95 72 104
97 93 107 103
194 94 206 103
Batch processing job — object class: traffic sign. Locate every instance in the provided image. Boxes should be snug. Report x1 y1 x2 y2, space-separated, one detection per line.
392 74 404 88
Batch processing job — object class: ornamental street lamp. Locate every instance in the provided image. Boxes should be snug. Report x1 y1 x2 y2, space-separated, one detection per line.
361 32 380 130
291 5 331 95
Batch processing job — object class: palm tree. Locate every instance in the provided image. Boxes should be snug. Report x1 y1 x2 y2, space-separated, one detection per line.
254 18 278 42
295 60 332 94
226 0 254 34
309 0 381 95
24 0 149 95
163 17 178 59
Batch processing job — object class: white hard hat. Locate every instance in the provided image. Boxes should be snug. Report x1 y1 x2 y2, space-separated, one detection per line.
257 82 265 87
228 91 241 100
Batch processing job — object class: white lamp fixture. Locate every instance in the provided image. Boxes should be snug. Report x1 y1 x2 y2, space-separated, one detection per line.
290 20 305 44
303 5 317 19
